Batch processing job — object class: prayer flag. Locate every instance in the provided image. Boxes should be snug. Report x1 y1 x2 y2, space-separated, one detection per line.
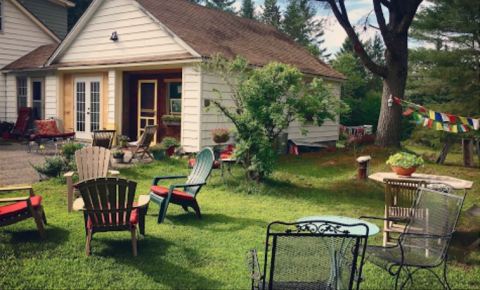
459 116 469 125
473 119 479 130
429 111 436 120
441 113 450 123
403 108 414 117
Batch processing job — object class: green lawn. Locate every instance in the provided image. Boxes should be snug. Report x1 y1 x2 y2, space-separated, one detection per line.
1 145 479 289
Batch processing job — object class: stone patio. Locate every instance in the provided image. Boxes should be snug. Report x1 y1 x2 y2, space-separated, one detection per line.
0 142 46 186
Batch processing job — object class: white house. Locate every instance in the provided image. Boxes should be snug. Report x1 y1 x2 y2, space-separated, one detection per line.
1 0 345 152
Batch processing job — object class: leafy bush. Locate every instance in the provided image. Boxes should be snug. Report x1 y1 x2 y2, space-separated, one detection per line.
161 137 179 149
117 135 130 148
112 150 125 158
32 156 67 178
61 142 83 161
211 128 230 143
386 152 424 168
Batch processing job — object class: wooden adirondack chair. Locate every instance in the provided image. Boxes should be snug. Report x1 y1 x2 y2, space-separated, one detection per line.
149 147 215 223
64 146 119 212
0 185 47 238
92 130 116 149
127 125 158 163
76 178 139 256
10 107 33 139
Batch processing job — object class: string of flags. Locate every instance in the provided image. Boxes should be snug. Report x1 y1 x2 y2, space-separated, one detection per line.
393 97 479 133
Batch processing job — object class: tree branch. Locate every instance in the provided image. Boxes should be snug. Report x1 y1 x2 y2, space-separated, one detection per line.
373 0 396 52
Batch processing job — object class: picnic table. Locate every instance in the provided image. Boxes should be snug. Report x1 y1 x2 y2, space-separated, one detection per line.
368 172 473 191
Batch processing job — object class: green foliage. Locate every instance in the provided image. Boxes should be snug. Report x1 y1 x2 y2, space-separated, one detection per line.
117 135 130 148
161 114 181 123
61 142 83 162
112 149 125 158
201 55 347 180
386 152 424 168
160 137 180 149
32 156 68 178
240 0 255 19
67 0 92 30
211 128 230 143
205 0 236 13
262 0 282 28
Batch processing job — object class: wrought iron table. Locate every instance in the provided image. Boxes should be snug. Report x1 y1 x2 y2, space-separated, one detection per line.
297 215 379 289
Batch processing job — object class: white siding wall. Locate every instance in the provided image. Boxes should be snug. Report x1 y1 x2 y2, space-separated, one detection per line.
198 72 342 149
44 74 57 119
108 70 116 124
0 0 57 121
57 0 190 64
181 66 202 152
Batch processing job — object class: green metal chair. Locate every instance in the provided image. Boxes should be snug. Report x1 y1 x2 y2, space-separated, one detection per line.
149 147 215 223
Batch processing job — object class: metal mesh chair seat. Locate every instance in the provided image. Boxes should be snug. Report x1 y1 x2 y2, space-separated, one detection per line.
269 281 331 290
367 245 444 269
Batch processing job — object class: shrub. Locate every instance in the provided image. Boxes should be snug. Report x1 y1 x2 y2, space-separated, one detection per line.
386 152 424 168
211 128 230 143
61 142 83 161
32 156 67 178
161 137 179 149
117 135 130 148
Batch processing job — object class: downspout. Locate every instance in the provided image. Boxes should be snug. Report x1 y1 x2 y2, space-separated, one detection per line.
3 72 6 121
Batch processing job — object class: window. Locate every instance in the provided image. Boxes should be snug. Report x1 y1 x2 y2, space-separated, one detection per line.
16 77 27 110
0 0 3 32
32 79 44 119
167 82 182 114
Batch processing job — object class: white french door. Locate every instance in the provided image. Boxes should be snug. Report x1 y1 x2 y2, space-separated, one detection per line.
74 77 102 139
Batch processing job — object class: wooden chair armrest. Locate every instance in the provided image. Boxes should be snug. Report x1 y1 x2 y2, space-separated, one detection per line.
0 196 30 203
64 171 75 178
108 170 120 176
136 195 150 208
0 185 33 193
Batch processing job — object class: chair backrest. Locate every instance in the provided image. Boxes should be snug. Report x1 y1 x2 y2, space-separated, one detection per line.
34 119 62 136
92 130 116 149
12 107 32 136
401 187 465 263
76 178 136 229
384 179 426 218
185 147 215 196
75 146 111 181
263 221 369 290
138 125 157 148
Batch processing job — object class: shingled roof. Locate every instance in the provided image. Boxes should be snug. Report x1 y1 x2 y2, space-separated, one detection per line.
2 44 58 71
136 0 344 79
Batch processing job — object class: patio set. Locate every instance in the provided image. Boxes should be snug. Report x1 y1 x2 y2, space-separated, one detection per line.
0 121 474 289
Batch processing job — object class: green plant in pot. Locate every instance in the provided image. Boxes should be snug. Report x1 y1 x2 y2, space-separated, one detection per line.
162 114 181 126
150 144 167 160
386 152 424 176
117 135 130 148
160 137 179 157
112 149 125 163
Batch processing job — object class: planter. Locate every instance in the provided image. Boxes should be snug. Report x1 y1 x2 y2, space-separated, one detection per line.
166 145 176 157
152 150 166 160
113 156 124 163
163 121 181 126
391 166 417 176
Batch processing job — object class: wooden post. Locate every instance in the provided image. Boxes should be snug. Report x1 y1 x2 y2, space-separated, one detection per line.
436 137 453 164
356 156 371 180
462 138 475 167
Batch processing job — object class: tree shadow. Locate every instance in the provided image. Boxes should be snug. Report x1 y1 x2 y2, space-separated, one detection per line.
166 213 266 232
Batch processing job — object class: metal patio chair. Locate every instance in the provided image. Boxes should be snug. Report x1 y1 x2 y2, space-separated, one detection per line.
126 125 158 163
92 130 116 149
149 147 214 223
247 220 369 290
362 186 465 290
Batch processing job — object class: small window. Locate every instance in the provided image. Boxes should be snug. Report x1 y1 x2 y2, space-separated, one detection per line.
167 82 182 114
32 79 44 119
16 77 28 110
0 0 3 32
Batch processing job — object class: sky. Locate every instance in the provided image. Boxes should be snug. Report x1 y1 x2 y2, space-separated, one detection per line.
234 0 428 57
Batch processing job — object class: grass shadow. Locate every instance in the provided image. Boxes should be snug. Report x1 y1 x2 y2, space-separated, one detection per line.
166 212 266 232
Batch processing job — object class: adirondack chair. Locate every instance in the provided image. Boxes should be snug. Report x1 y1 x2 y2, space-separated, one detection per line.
10 107 33 139
0 185 47 238
29 119 75 152
64 146 119 212
92 130 116 149
149 147 215 223
126 125 158 163
76 178 139 256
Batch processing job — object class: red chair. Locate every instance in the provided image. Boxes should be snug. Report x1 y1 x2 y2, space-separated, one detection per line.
29 119 75 151
10 107 33 139
0 185 47 238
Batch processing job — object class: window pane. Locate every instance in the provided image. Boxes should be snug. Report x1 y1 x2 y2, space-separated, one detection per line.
33 82 42 100
76 82 86 132
140 83 155 111
16 77 27 110
168 83 182 99
90 81 100 132
32 80 43 119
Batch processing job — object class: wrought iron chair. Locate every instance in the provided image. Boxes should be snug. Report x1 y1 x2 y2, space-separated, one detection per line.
76 178 140 256
92 130 116 149
363 186 465 290
149 147 214 223
126 125 158 163
247 220 369 290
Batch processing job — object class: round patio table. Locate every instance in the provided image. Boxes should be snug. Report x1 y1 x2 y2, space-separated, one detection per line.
296 215 379 290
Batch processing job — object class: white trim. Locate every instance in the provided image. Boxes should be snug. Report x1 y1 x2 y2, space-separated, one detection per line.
46 0 105 66
133 1 201 58
9 0 60 42
0 0 4 33
48 0 75 8
73 76 102 139
56 58 202 71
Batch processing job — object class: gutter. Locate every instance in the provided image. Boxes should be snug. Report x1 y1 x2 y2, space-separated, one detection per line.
3 72 7 121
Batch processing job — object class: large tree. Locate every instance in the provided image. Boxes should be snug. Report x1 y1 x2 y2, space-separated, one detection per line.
315 0 424 147
205 0 236 13
262 0 282 28
240 0 256 19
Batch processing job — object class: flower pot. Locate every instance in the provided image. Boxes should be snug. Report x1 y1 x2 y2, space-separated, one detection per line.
166 146 176 157
213 135 229 144
152 150 166 160
391 166 417 176
163 121 181 126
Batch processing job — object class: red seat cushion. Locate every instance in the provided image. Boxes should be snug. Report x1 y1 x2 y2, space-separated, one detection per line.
35 120 60 135
150 185 194 201
0 196 42 217
86 208 138 229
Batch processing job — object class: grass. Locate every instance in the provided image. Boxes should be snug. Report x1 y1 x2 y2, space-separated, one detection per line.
1 145 480 289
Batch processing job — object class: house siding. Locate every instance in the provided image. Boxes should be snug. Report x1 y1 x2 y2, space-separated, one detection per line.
199 73 342 149
181 65 202 152
56 0 190 64
0 0 58 121
18 0 68 39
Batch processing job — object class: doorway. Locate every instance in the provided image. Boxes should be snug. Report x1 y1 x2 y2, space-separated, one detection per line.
74 76 102 139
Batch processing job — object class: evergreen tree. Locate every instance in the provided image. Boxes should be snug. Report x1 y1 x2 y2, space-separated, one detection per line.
262 0 282 28
67 0 92 30
205 0 236 13
240 0 255 19
282 0 328 59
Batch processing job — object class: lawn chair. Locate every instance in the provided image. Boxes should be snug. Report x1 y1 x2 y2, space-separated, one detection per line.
247 220 369 290
11 107 33 139
149 147 214 223
383 179 426 246
362 186 465 290
29 119 75 152
0 185 47 238
76 178 139 256
126 125 157 163
92 130 116 149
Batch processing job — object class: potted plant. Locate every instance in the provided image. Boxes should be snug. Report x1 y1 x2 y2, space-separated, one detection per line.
117 135 130 148
150 144 166 160
112 149 125 163
386 152 424 176
211 128 230 144
162 114 181 126
160 137 179 157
